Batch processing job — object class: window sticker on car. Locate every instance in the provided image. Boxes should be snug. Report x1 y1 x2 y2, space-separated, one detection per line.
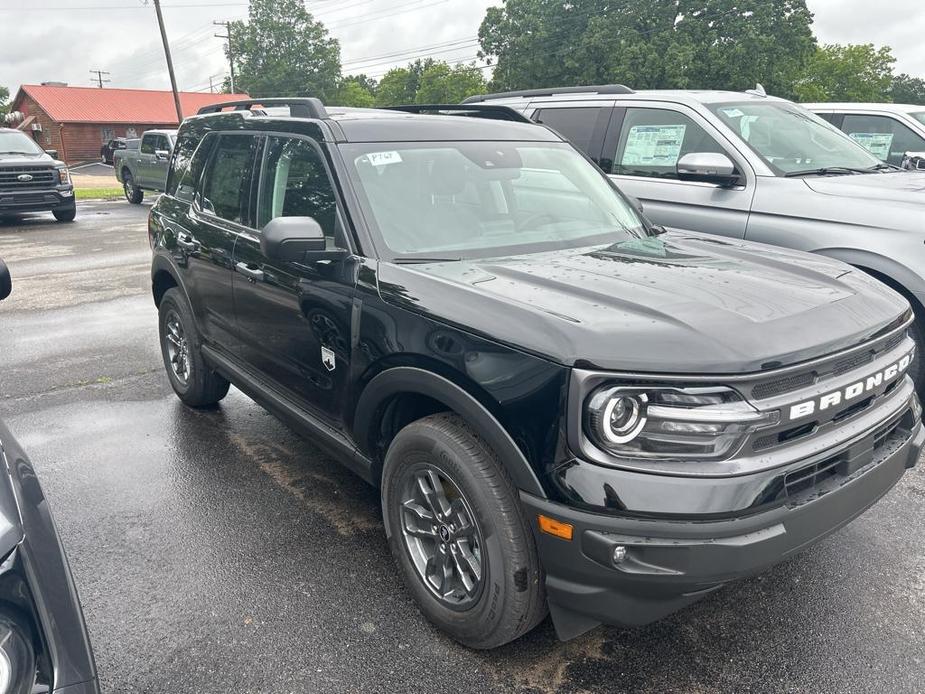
719 107 745 119
848 132 894 161
367 151 403 166
621 125 687 166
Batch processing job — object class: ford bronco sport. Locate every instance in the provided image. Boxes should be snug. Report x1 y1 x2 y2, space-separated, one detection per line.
148 98 923 648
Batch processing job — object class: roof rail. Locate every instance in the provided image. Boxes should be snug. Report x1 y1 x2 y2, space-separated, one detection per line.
384 104 533 124
463 84 634 103
196 97 328 119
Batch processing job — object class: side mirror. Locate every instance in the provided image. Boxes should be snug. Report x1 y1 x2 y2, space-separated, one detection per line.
261 216 327 262
677 152 741 186
0 259 11 302
902 151 925 170
44 149 58 158
155 149 170 161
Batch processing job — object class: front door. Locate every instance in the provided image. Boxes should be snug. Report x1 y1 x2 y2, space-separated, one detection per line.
604 105 755 239
232 135 357 425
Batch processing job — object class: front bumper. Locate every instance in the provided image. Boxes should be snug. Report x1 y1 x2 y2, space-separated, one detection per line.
524 398 923 640
0 186 74 213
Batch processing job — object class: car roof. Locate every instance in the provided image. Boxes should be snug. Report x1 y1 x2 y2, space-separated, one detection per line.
802 102 925 113
190 106 564 144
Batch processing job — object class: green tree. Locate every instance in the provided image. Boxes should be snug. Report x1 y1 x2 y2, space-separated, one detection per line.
478 0 816 99
891 73 925 104
415 63 487 103
793 44 895 102
334 76 377 107
228 0 341 100
0 86 9 117
375 59 436 106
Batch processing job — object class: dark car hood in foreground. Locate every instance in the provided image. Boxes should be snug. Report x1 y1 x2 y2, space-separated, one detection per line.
803 170 925 204
377 232 907 374
0 421 26 557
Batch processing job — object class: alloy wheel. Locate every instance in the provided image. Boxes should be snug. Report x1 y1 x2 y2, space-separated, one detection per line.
164 310 190 384
399 465 484 609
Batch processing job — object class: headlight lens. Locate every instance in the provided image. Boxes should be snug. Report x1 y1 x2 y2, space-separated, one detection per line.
585 385 779 460
0 615 34 694
57 167 70 185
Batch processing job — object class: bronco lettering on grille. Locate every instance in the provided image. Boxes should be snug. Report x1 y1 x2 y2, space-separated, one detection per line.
789 351 913 420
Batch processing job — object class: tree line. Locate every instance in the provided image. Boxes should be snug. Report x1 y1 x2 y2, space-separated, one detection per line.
221 0 925 105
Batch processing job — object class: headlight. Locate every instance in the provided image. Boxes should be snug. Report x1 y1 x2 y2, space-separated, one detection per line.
56 167 70 185
585 385 778 460
0 615 34 694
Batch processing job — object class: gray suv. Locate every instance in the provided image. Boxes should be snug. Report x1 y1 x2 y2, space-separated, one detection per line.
466 86 925 383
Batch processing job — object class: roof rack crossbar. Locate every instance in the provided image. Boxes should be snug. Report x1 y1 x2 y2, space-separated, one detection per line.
197 97 329 119
463 84 634 103
384 104 533 124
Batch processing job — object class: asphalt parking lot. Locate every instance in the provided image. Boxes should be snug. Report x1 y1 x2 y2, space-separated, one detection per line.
1 201 924 693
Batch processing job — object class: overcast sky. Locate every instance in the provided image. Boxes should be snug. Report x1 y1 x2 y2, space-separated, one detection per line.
0 0 922 97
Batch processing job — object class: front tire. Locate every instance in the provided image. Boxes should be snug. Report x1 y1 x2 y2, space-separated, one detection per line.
123 172 143 204
53 205 76 222
158 287 229 408
382 413 547 649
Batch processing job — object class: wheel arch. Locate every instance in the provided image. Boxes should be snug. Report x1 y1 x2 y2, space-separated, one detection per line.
151 254 189 309
353 366 547 498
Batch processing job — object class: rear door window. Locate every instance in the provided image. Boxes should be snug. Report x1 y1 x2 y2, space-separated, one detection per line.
840 114 925 165
199 134 260 225
533 107 610 159
611 107 727 179
140 134 156 155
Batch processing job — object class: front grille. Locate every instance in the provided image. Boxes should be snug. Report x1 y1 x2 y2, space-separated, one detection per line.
833 350 874 376
0 166 57 190
752 371 816 399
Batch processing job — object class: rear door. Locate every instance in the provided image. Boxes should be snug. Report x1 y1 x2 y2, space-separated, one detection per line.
178 132 260 350
602 104 755 238
138 133 158 185
232 134 358 424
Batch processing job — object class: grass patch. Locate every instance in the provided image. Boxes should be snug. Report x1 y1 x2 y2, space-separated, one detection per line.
75 187 124 200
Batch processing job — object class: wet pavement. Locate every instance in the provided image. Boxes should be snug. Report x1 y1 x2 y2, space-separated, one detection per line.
1 201 924 693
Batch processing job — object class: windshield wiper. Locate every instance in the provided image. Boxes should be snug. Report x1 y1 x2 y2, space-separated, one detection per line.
783 166 872 178
393 257 461 264
867 162 899 172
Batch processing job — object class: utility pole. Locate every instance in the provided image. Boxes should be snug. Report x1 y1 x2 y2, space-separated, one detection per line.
153 0 184 123
214 20 236 93
209 75 215 93
89 69 110 88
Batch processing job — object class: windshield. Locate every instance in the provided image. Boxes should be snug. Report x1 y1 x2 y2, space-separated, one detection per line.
912 112 925 128
341 141 646 260
0 131 43 155
707 101 883 175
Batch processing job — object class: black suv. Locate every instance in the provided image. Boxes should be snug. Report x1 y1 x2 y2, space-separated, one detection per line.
0 128 75 222
149 98 923 648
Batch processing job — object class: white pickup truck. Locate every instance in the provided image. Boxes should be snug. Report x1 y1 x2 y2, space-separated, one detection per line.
113 129 176 204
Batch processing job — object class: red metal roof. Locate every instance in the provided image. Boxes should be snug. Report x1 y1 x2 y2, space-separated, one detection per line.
14 84 251 124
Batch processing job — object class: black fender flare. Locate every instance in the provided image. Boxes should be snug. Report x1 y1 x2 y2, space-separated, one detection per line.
150 252 190 308
353 366 547 498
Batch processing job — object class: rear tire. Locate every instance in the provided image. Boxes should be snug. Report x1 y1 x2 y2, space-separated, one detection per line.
123 172 143 204
382 413 547 649
53 205 76 222
158 287 229 408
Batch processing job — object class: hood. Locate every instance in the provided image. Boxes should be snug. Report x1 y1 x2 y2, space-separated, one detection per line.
376 232 908 373
0 421 25 557
0 151 55 166
802 170 925 205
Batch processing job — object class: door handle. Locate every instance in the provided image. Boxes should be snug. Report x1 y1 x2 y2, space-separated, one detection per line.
176 233 199 252
235 262 264 282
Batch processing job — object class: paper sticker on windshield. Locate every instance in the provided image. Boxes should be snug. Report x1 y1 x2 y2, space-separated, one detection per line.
848 132 893 161
621 125 687 167
719 107 745 119
367 151 403 167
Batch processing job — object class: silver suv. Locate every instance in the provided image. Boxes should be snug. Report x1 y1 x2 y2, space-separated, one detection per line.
467 85 925 382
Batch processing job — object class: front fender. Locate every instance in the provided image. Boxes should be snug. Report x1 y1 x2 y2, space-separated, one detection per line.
815 247 925 306
353 366 547 498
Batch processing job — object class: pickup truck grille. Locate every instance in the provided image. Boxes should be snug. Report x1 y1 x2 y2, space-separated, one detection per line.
0 166 58 190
